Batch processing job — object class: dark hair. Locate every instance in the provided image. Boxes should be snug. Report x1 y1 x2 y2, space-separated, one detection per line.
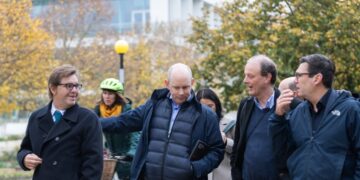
48 64 79 99
196 88 223 119
260 58 277 85
300 54 335 88
351 92 359 99
98 89 127 107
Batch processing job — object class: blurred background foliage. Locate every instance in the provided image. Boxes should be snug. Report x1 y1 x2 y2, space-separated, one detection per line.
1 0 360 113
189 0 360 110
0 0 55 113
0 0 195 113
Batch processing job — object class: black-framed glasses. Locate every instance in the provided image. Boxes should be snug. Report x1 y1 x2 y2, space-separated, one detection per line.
58 83 82 90
294 72 310 79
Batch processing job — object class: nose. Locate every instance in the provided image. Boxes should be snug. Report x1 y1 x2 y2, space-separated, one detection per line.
179 88 184 95
243 76 248 84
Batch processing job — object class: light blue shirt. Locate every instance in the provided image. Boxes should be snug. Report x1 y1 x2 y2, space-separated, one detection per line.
253 91 275 110
51 104 65 122
168 93 193 137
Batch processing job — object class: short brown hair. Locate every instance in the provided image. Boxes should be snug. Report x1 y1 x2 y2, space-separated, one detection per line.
48 64 79 99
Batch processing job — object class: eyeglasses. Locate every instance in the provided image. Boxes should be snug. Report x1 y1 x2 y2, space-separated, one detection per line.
295 72 310 79
58 83 83 90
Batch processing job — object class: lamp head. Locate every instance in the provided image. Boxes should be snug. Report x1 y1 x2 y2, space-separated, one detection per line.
114 40 129 54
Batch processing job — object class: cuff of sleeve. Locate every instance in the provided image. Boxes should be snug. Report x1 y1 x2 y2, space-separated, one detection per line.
271 113 287 122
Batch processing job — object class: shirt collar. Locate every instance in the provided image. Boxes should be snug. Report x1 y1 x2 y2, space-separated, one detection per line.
168 91 193 107
51 103 66 116
254 91 275 110
310 89 331 113
318 89 331 107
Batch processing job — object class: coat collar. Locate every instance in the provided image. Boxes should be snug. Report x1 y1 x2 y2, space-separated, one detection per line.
38 101 79 123
37 102 79 146
247 88 280 106
150 88 202 111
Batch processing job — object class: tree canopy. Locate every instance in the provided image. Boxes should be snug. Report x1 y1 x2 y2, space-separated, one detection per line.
0 0 55 113
0 0 197 114
125 23 197 107
188 0 360 110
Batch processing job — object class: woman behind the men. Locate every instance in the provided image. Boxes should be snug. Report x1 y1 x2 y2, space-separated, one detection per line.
94 78 138 180
196 88 234 180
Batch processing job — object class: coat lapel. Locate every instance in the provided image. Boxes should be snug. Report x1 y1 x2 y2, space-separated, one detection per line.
37 104 55 152
38 111 55 135
242 98 255 135
42 104 79 144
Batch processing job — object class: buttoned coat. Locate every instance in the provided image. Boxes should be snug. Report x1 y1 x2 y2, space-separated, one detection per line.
17 102 103 180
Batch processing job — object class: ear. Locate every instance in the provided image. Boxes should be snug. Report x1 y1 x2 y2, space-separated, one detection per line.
313 73 323 85
50 85 57 96
191 78 195 86
266 73 272 84
164 79 170 89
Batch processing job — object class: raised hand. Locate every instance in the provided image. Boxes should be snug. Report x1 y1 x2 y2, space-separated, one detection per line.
275 89 295 116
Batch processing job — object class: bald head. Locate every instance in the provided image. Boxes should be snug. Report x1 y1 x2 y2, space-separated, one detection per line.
165 63 194 105
279 77 296 92
167 63 193 83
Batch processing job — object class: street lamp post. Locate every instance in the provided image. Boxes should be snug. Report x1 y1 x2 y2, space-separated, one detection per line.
114 40 129 85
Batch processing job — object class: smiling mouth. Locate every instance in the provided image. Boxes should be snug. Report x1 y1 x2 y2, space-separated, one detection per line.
69 96 77 100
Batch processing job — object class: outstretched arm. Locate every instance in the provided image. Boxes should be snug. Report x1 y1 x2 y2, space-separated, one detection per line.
100 100 151 133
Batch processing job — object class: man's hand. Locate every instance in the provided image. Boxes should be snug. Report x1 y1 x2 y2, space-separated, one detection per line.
276 89 294 116
24 153 42 170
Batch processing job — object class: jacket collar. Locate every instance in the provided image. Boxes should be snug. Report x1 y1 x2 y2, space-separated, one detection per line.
248 88 281 104
38 101 79 123
151 88 202 112
37 102 79 146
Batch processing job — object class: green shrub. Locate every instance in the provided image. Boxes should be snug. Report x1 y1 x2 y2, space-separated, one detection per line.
0 135 22 142
0 168 33 179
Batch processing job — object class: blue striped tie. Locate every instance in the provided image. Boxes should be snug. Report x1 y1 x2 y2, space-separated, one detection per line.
54 111 62 123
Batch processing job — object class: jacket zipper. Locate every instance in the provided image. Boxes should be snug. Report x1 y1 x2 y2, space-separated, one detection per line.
161 105 182 179
160 137 170 180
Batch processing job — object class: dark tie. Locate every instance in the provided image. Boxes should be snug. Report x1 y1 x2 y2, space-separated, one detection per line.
54 110 62 123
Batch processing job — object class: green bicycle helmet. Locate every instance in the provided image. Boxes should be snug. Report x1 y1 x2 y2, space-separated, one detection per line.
100 78 123 92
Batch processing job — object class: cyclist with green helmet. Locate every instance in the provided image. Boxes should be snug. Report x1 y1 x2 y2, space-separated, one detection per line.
94 78 139 180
